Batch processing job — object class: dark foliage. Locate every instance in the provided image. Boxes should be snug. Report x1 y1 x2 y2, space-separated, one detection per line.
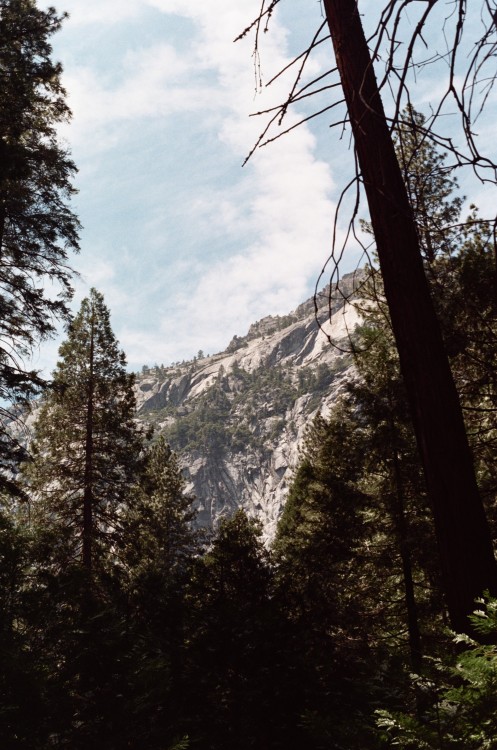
0 0 80 490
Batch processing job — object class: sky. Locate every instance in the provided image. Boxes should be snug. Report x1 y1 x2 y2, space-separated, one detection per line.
32 0 345 373
32 0 497 373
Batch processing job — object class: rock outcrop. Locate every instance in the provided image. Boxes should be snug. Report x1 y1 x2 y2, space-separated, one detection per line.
137 271 364 541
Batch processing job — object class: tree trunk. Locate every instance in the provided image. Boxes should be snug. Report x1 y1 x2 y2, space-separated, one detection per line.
390 442 422 674
322 0 497 634
82 308 95 573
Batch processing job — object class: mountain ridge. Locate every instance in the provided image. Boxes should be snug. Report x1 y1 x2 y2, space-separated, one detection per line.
136 270 364 539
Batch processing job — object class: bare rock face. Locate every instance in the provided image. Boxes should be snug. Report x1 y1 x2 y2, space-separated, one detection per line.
137 273 363 542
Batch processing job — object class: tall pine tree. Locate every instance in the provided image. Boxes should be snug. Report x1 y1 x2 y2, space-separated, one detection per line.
25 289 142 575
122 435 199 589
114 437 201 749
322 0 497 634
0 0 80 485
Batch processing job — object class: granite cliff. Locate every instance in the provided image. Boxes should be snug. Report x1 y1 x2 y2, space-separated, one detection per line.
136 272 363 540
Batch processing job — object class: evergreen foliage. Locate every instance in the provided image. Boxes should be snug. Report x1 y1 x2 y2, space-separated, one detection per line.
0 0 79 486
431 213 497 515
377 597 497 749
0 502 47 747
269 106 497 744
356 106 497 636
24 289 142 573
322 0 497 635
183 510 304 750
122 435 199 591
394 107 462 263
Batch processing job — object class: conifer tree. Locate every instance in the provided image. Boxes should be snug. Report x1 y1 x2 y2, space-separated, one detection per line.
114 437 200 749
273 411 387 748
123 435 198 590
25 289 142 575
0 0 80 482
322 0 497 635
357 106 497 636
0 499 49 747
394 107 462 264
432 215 497 512
184 510 299 750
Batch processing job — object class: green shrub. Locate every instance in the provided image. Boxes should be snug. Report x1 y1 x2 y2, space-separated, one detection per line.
377 596 497 749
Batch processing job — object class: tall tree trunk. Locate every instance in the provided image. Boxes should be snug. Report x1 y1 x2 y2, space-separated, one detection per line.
390 441 422 674
0 203 5 260
322 0 497 634
82 308 95 573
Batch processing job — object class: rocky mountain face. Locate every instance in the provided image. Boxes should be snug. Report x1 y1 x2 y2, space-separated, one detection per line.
136 272 363 541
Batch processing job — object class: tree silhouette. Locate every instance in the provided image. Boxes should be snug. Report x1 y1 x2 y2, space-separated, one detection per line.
0 0 80 485
239 0 497 633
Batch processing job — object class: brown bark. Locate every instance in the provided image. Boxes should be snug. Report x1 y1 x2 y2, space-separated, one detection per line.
322 0 497 634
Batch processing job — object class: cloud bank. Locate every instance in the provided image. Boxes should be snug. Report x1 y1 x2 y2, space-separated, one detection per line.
38 0 342 370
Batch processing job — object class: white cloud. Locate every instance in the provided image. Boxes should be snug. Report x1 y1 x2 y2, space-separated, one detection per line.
36 0 344 371
74 256 116 289
129 124 338 365
57 0 143 25
60 44 214 152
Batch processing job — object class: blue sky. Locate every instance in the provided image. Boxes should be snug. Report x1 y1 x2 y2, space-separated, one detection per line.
32 0 349 372
33 0 496 373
